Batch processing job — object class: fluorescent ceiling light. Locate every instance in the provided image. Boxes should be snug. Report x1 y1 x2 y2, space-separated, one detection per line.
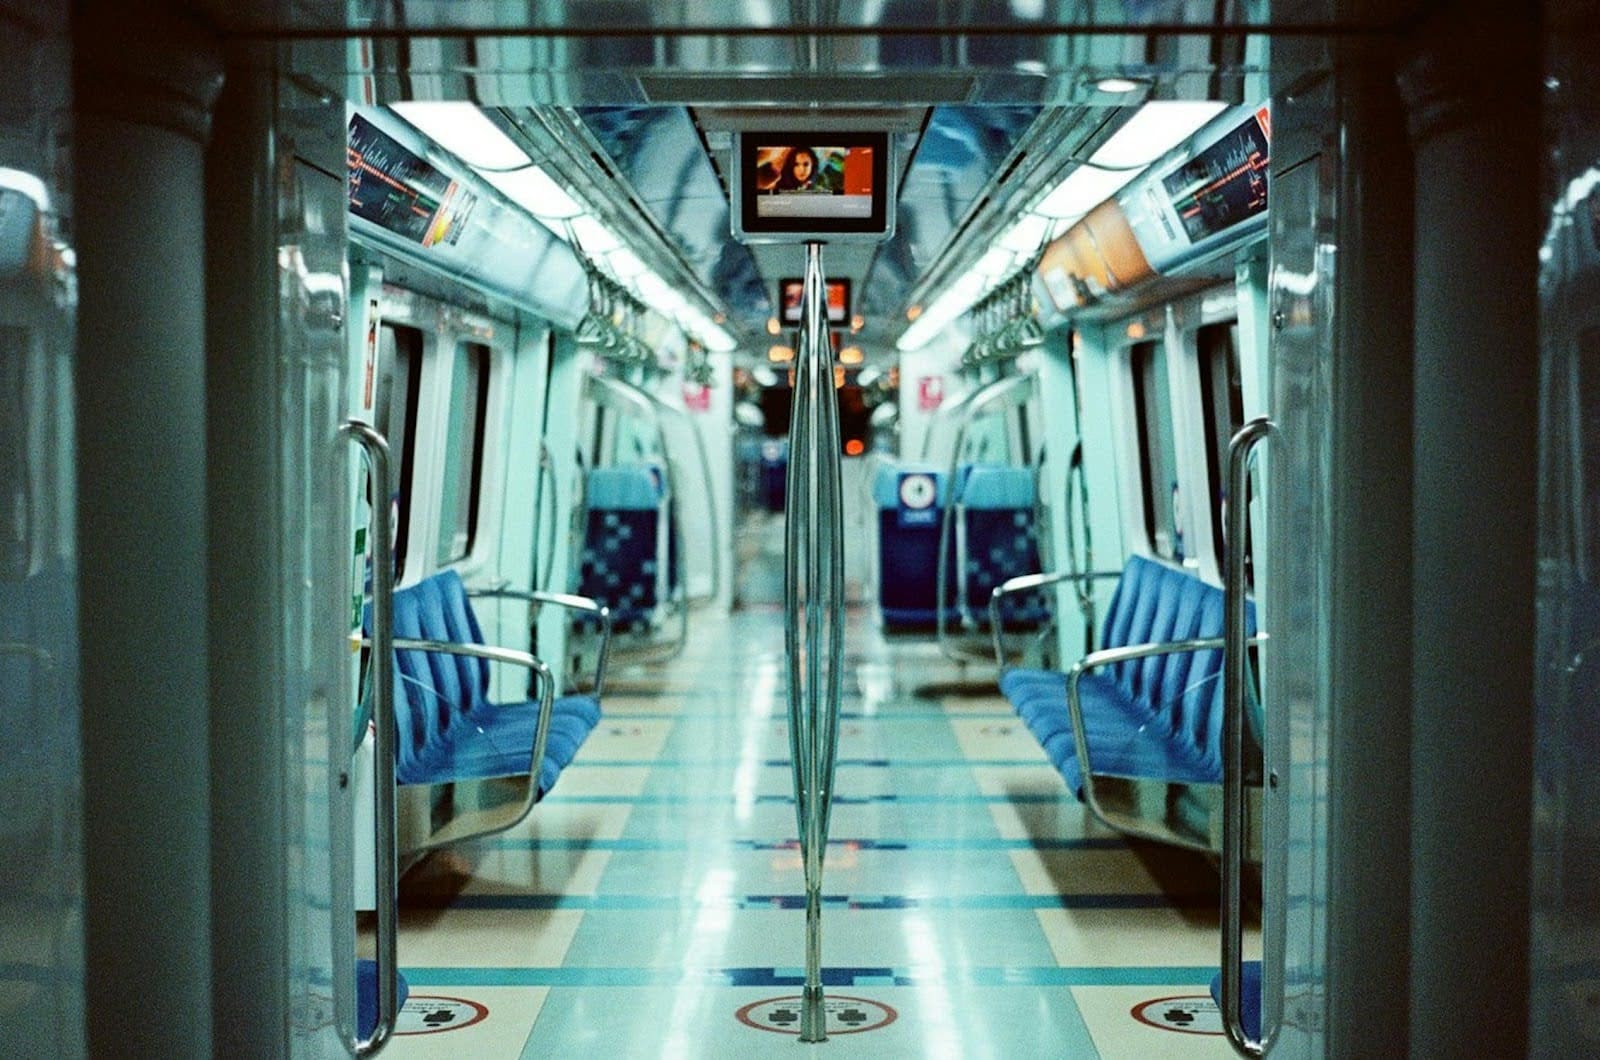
1090 101 1227 170
390 102 529 171
1032 164 1137 221
1094 77 1143 94
481 164 584 220
568 214 621 256
999 213 1053 255
605 246 647 281
975 246 1016 280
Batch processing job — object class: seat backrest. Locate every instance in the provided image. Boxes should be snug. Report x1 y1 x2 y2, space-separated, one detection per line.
1097 555 1257 764
580 464 665 625
387 570 489 771
958 464 1042 616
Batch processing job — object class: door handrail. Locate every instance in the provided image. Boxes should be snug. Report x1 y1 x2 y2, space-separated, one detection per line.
1222 415 1275 1058
340 420 398 1058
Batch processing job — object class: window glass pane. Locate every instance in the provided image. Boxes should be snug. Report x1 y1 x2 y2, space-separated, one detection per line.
374 323 422 578
1130 339 1180 559
1199 322 1247 577
436 342 489 564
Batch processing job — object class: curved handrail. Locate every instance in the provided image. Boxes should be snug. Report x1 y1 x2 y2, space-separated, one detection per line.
935 372 1039 664
339 420 398 1058
1222 415 1276 1058
987 568 1124 671
467 586 613 698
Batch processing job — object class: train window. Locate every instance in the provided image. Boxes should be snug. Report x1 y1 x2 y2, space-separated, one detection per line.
1130 339 1181 560
436 341 491 564
374 323 423 579
1198 322 1248 580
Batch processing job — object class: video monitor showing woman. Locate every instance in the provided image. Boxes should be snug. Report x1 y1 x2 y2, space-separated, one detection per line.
735 132 892 241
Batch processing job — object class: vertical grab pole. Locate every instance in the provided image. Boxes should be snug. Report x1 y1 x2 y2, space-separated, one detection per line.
341 421 399 1057
785 241 845 1043
1222 415 1274 1058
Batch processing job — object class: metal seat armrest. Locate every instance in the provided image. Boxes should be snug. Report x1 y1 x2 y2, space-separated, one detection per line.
1063 633 1268 835
988 569 1124 670
469 586 613 697
354 634 557 795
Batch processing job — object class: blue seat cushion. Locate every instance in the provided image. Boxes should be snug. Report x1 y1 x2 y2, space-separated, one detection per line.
1208 961 1262 1042
356 960 410 1040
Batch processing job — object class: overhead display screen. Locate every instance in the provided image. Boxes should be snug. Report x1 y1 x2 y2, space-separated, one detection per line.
735 131 892 242
779 277 850 324
348 112 478 248
1160 109 1270 243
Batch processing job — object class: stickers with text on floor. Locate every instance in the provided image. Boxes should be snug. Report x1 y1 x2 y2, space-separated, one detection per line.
1130 994 1224 1035
396 995 490 1035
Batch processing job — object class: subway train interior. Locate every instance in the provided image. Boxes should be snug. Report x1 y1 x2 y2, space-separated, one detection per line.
2 1 1597 1057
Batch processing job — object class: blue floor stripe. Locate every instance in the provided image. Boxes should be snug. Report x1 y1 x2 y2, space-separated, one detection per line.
396 964 1221 988
572 758 1046 769
601 711 1016 721
543 792 1064 805
411 893 1214 912
482 836 1123 852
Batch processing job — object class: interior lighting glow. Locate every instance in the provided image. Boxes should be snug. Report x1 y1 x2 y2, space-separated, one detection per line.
391 102 529 171
766 317 782 336
769 344 795 363
975 246 1016 280
845 438 865 456
699 323 737 353
906 304 923 322
1094 76 1143 94
839 345 864 365
481 164 584 221
1126 321 1147 340
1090 100 1227 170
568 214 621 256
604 246 647 281
1032 164 1139 221
850 314 865 332
998 213 1053 255
1032 101 1227 223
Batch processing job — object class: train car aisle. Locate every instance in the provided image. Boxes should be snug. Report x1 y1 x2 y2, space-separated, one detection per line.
374 604 1249 1057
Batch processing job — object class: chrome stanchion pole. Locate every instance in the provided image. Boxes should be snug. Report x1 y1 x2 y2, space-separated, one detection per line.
785 240 845 1043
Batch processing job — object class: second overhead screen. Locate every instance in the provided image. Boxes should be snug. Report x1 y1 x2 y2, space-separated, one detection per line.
779 278 851 325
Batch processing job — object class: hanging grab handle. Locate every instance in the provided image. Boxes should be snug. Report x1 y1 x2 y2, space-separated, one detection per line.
1222 415 1275 1058
340 420 399 1058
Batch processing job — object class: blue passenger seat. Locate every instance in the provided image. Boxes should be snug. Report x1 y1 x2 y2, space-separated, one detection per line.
1209 961 1262 1041
874 462 957 630
579 464 666 634
1000 555 1256 809
356 960 410 1041
380 570 605 798
958 464 1045 629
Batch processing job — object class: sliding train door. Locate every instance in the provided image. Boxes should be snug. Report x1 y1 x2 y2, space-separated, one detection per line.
1254 48 1418 1056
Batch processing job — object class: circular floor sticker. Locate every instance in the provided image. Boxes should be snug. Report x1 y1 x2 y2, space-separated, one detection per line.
1130 994 1224 1035
737 995 897 1036
395 995 490 1035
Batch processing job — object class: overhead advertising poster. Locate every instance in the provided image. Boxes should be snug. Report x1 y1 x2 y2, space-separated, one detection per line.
347 113 478 248
1160 110 1270 244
